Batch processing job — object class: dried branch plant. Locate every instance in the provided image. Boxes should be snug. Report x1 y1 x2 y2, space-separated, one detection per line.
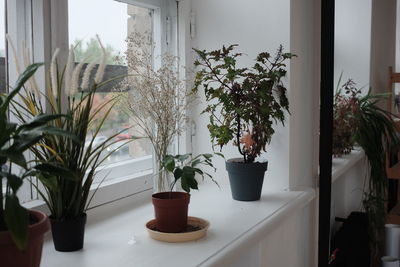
117 31 193 192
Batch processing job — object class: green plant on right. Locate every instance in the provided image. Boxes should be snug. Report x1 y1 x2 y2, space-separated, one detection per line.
333 78 400 262
193 45 295 163
161 153 221 193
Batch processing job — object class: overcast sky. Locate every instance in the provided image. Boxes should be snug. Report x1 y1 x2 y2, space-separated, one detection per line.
0 0 4 51
0 0 129 52
69 0 128 53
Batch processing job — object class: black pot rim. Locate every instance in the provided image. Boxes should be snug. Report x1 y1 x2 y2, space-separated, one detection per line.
226 158 268 164
50 213 87 223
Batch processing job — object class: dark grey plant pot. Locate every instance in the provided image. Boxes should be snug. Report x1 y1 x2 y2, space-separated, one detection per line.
226 158 268 201
50 213 87 252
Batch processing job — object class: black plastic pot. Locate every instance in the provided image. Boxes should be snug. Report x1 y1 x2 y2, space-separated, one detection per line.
226 158 268 201
50 213 87 252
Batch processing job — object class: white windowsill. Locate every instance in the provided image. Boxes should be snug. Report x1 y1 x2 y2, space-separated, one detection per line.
331 147 365 183
40 179 315 267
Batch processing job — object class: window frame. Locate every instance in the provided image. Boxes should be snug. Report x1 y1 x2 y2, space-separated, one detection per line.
6 0 184 208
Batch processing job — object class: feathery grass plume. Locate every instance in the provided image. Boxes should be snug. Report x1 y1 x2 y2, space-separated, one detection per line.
7 35 41 95
22 45 40 95
94 35 106 84
81 60 97 91
70 56 88 96
64 45 75 94
5 34 22 76
50 48 60 97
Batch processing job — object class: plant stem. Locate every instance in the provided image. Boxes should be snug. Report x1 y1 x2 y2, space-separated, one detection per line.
236 115 246 163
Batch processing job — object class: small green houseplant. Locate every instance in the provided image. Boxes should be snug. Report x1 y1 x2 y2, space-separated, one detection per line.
152 153 218 233
332 78 400 263
193 44 295 201
12 41 126 252
0 64 67 267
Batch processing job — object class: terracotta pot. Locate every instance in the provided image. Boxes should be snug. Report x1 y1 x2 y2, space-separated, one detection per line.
152 192 190 233
50 213 87 252
0 210 50 267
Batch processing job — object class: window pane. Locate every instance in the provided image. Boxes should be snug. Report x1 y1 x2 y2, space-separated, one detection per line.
69 0 153 175
0 0 5 93
1 0 5 194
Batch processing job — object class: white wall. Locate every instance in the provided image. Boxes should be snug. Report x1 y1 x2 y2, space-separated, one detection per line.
331 158 367 233
334 0 372 89
289 0 319 190
190 0 320 192
188 1 319 266
370 0 397 95
224 202 315 267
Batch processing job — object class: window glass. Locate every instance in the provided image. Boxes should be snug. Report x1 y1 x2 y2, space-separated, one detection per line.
0 0 5 93
0 0 5 194
69 0 153 177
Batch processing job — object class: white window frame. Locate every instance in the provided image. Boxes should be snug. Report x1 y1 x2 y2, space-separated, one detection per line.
5 0 38 203
6 0 183 208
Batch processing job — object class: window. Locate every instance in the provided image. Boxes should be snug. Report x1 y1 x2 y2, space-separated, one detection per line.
67 0 177 187
0 0 5 93
4 0 179 206
68 0 156 184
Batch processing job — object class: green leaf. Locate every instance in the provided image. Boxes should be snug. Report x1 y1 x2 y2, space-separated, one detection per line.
193 168 204 175
1 63 43 115
35 125 80 143
0 172 23 192
4 195 29 250
36 173 58 191
203 153 213 159
191 159 201 167
10 133 42 152
173 167 183 181
162 155 175 172
19 113 64 130
35 162 77 180
0 150 27 168
187 176 198 190
177 153 191 162
180 175 190 193
214 152 225 158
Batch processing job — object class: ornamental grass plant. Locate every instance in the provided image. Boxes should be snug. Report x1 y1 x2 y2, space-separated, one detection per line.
9 37 126 221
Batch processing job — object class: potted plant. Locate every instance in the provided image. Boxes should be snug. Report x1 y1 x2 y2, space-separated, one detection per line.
332 78 360 157
193 44 295 201
0 64 69 267
332 78 400 264
116 31 193 192
12 39 127 251
152 153 218 233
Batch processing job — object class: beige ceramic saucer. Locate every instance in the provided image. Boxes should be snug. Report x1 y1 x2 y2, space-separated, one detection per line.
146 216 209 243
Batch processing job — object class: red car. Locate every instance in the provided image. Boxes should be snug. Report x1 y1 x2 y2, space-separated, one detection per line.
116 128 132 140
